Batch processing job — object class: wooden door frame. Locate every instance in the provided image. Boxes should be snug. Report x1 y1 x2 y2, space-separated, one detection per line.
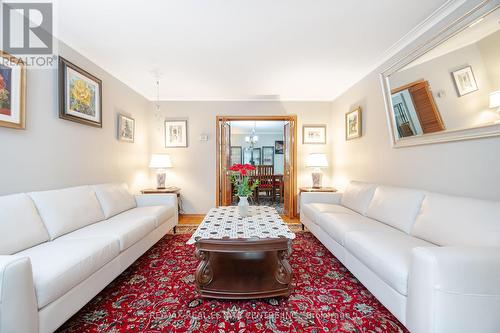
216 115 298 217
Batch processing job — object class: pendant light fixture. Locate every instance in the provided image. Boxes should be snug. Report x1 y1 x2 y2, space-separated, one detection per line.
156 80 160 111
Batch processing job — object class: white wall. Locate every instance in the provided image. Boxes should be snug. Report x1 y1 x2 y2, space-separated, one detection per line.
148 101 333 213
477 30 500 90
0 41 151 195
331 65 500 201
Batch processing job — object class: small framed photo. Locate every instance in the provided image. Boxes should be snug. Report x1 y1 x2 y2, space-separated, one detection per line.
275 140 284 154
346 108 362 140
452 66 478 97
118 114 135 142
59 56 102 127
165 120 188 147
230 146 242 165
0 51 26 130
303 125 326 144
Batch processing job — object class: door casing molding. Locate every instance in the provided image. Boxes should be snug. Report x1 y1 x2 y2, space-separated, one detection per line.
215 115 298 217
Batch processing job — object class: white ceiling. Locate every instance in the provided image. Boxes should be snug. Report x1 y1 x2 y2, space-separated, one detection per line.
55 0 450 101
230 121 284 134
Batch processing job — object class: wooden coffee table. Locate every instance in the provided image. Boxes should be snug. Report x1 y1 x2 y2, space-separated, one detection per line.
187 206 295 299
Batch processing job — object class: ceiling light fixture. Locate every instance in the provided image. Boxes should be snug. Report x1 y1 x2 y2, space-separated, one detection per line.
156 80 160 111
245 122 259 146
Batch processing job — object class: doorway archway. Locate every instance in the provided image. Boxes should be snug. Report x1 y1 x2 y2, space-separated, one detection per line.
216 115 298 218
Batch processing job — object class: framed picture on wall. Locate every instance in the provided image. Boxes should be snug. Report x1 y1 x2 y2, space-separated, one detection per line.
59 56 102 127
230 146 242 165
0 51 26 130
165 120 188 147
452 66 478 97
346 107 362 140
275 140 284 154
262 146 274 166
303 125 326 144
118 114 135 142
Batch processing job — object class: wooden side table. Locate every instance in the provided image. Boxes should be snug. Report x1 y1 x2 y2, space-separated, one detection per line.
299 187 337 230
299 187 337 193
141 186 181 196
141 187 182 233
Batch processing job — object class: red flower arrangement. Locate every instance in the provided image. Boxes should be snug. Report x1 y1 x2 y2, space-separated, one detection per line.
228 164 259 197
229 163 256 176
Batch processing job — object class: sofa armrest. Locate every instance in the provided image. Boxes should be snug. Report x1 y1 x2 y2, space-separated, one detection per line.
135 193 178 209
407 247 500 333
300 192 343 205
0 256 38 333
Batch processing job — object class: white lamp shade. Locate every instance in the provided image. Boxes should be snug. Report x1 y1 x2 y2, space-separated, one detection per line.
490 91 500 108
149 154 172 169
306 153 328 167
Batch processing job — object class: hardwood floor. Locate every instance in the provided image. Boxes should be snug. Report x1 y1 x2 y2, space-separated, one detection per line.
178 214 206 225
179 214 300 225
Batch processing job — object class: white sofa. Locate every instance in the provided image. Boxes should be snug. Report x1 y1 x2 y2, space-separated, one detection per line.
300 181 500 333
0 183 178 333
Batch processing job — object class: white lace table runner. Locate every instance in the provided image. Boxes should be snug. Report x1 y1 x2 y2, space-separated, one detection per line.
186 206 295 245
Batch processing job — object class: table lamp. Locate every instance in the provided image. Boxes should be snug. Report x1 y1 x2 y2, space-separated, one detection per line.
490 91 500 112
306 153 328 188
149 154 172 189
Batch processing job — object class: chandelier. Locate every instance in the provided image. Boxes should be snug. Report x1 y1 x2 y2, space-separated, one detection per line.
245 123 259 148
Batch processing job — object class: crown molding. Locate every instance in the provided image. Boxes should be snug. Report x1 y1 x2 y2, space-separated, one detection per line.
331 0 467 103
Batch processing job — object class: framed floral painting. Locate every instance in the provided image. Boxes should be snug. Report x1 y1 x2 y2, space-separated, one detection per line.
0 51 26 130
59 56 102 127
118 114 135 142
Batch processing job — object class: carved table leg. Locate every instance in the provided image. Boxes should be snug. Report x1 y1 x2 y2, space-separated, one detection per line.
275 241 293 285
195 249 213 288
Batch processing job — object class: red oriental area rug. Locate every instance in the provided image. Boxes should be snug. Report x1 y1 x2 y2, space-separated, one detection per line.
59 233 407 332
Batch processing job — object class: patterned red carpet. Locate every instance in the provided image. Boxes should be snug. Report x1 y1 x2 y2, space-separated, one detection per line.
59 233 407 332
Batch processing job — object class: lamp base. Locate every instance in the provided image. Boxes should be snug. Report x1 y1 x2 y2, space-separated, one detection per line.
311 172 323 189
156 172 166 189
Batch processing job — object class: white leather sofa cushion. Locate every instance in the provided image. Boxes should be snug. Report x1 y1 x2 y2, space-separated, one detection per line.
345 230 435 296
301 203 356 224
366 186 425 234
412 193 500 246
29 186 105 240
93 183 137 219
0 193 50 255
316 212 394 246
117 206 175 227
14 237 119 308
59 214 156 251
340 181 377 215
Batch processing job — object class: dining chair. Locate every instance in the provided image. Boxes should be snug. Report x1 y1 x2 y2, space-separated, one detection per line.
257 165 274 175
257 175 276 203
